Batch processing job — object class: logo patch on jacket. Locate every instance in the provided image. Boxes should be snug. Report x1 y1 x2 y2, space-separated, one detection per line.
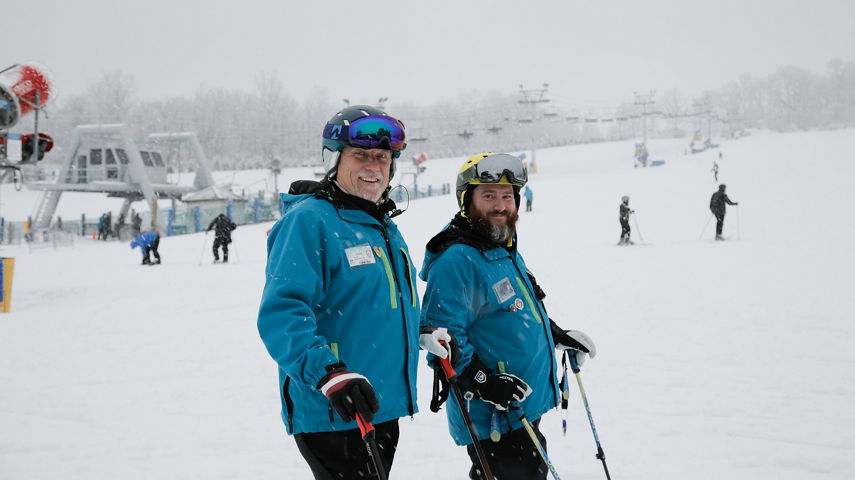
345 244 376 267
508 298 524 312
492 277 516 304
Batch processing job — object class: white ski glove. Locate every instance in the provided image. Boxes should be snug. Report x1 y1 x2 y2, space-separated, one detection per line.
419 326 460 366
551 321 597 368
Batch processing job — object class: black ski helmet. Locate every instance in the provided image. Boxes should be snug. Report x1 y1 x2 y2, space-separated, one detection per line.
321 105 406 179
719 184 726 191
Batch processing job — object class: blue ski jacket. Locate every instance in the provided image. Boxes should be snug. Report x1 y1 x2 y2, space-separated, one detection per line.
258 189 421 435
130 232 158 251
420 219 559 445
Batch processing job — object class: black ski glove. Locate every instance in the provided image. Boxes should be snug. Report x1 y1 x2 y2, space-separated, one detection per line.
458 355 531 411
317 362 379 423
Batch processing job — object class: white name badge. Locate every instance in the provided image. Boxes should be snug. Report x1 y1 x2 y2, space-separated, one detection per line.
345 244 376 267
492 277 516 304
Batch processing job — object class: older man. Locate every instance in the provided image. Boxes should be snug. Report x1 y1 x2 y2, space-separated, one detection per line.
258 105 454 479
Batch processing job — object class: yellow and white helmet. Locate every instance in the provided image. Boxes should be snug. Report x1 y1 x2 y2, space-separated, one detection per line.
456 152 528 214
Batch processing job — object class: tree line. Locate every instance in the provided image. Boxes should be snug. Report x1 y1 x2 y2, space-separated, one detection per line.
33 59 855 171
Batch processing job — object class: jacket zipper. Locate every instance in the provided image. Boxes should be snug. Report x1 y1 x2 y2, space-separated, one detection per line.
379 227 416 416
510 260 559 405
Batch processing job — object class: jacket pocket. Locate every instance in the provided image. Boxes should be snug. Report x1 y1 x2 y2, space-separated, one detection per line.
282 377 295 432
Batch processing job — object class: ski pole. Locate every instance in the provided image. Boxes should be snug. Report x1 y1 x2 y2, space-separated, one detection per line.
631 213 644 242
698 214 713 240
569 355 612 480
438 347 495 480
355 413 388 480
198 231 209 265
735 205 741 240
560 353 571 436
512 405 562 480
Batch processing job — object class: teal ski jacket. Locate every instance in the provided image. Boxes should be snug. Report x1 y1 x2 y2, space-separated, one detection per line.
258 186 421 435
420 215 559 445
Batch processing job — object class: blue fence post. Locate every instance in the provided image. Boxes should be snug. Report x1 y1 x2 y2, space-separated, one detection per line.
227 200 233 221
428 185 432 197
194 206 201 233
254 197 260 223
414 183 418 199
167 209 174 236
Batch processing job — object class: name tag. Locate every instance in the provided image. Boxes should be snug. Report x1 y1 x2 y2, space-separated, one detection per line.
492 277 516 304
345 244 376 267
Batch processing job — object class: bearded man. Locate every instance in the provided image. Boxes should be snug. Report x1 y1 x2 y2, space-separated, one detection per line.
419 153 597 479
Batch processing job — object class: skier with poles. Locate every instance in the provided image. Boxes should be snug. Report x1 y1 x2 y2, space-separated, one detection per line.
206 213 236 263
618 195 634 245
710 184 739 241
420 152 597 479
257 105 458 479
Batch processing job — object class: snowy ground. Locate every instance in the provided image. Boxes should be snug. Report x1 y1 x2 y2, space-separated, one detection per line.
1 129 854 479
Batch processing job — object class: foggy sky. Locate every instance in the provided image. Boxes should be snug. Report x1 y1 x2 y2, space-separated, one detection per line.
3 0 855 111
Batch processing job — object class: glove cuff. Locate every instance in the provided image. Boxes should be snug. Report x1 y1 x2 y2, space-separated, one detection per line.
316 361 347 390
457 354 491 398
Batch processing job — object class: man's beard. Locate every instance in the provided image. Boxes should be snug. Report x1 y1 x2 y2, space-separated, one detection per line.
470 207 519 245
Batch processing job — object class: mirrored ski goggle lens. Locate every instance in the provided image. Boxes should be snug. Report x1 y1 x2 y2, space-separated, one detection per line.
464 153 528 184
347 115 406 151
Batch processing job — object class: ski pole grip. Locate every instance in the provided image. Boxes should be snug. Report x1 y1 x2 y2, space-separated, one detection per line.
438 340 457 379
568 353 581 374
355 412 375 440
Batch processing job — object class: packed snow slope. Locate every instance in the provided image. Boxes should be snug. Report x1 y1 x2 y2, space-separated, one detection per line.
1 129 854 479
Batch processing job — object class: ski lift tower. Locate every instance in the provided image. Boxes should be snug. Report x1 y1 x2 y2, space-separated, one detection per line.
634 90 656 149
518 83 550 173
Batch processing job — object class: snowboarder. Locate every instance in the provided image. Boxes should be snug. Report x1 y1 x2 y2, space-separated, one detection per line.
523 185 534 212
420 152 596 479
130 230 161 264
710 184 738 241
257 105 458 480
619 195 634 245
206 213 236 263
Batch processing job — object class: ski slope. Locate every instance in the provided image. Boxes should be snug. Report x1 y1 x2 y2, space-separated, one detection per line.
1 129 854 479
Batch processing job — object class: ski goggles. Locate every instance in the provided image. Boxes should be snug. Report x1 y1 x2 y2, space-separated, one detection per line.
458 153 528 186
324 115 406 151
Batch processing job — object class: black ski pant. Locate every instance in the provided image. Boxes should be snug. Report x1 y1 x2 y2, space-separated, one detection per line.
620 220 631 243
526 199 533 212
467 418 548 480
144 236 161 263
714 211 725 236
212 237 229 262
294 419 399 480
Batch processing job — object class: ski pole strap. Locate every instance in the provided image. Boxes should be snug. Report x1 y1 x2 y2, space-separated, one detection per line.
490 407 501 442
430 364 450 413
568 351 581 374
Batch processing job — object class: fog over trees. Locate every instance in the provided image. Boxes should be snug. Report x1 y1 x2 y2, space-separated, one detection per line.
33 59 855 171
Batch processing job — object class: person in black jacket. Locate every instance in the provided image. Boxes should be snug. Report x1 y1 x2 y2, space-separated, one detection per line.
619 195 634 245
207 213 237 262
710 184 738 241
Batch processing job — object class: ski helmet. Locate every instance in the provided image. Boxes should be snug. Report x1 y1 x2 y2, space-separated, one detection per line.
456 152 527 216
621 195 629 203
321 105 407 179
719 184 726 191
